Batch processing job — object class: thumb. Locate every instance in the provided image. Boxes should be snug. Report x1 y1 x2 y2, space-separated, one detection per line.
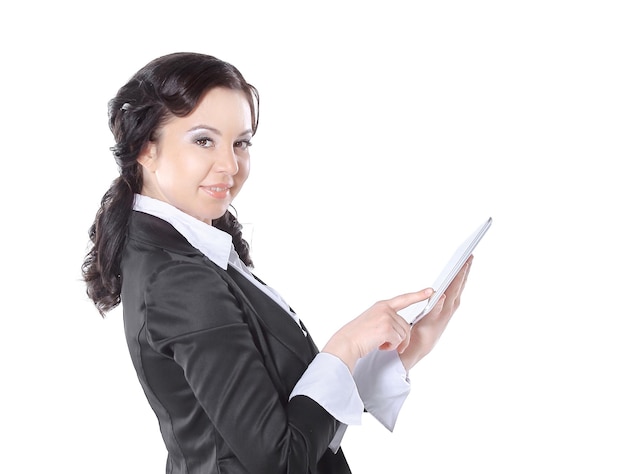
387 288 434 312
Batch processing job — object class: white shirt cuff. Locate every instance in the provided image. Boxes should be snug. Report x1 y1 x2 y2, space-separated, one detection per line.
353 350 411 431
289 352 364 426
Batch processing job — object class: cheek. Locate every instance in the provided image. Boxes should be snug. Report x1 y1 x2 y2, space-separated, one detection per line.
161 152 204 181
155 160 184 191
237 157 251 183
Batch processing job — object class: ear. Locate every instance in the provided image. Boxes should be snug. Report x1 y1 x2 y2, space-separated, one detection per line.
137 141 158 172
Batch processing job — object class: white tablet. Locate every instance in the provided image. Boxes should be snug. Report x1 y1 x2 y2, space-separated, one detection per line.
397 217 492 325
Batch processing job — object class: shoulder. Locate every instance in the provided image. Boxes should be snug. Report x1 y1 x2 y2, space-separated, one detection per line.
127 210 201 257
122 212 246 340
123 210 214 286
143 258 247 344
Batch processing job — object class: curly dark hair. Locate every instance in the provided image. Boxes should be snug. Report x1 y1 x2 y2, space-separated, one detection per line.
82 52 259 316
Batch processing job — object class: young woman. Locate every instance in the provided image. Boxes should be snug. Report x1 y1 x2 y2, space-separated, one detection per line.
82 52 472 474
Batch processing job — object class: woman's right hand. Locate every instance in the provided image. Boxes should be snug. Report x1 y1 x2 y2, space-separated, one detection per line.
321 288 434 372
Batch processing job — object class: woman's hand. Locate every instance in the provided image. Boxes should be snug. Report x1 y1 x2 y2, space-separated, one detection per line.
321 288 434 372
398 255 473 371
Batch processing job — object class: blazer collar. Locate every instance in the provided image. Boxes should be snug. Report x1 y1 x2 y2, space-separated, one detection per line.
133 194 231 269
128 210 206 259
127 211 316 366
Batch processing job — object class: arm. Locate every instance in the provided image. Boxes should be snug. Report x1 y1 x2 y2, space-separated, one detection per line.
144 262 339 473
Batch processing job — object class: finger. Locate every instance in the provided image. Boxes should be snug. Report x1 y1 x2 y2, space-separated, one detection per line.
415 293 447 323
457 258 473 288
459 257 473 291
458 255 473 282
387 288 435 312
396 313 412 351
453 261 472 302
381 318 411 352
388 310 411 338
431 293 447 316
397 330 411 353
446 258 472 300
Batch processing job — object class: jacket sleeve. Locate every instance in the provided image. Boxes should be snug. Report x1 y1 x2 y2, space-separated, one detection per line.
143 261 340 473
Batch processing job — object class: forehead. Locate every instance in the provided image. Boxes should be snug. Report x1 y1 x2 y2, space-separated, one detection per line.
167 87 253 132
186 87 252 129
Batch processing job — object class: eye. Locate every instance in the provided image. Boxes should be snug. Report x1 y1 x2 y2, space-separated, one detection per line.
195 137 214 148
234 139 252 150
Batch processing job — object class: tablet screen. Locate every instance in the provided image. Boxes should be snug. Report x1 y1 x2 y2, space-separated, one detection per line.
398 217 492 325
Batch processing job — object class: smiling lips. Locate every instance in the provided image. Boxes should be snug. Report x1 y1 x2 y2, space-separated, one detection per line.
201 184 232 200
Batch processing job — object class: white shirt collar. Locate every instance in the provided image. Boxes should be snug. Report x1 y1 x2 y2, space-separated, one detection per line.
132 194 232 270
133 195 302 329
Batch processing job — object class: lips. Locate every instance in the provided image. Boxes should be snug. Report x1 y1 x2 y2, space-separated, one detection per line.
201 184 232 200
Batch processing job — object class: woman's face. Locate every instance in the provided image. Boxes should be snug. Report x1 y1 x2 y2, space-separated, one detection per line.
138 87 253 224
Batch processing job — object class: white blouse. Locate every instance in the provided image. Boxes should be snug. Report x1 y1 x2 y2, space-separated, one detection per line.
133 194 411 450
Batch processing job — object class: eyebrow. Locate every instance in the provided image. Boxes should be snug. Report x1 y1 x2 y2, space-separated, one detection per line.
187 125 253 137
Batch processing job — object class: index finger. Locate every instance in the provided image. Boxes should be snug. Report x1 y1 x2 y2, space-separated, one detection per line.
387 288 435 312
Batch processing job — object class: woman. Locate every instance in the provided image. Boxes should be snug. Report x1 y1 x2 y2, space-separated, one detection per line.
82 52 472 474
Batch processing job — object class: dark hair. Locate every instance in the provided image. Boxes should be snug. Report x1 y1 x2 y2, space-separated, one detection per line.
82 52 259 316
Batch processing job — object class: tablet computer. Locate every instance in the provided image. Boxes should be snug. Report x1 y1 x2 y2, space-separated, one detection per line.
397 217 492 325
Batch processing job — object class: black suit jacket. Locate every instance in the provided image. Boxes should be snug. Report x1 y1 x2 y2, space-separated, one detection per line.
120 211 352 473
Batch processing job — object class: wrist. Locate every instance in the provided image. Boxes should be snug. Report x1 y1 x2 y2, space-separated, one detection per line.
322 335 360 373
398 349 426 372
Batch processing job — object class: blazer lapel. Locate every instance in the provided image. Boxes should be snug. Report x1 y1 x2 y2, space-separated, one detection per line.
225 266 316 367
129 211 317 368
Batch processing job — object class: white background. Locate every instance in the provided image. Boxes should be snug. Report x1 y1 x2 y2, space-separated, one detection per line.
1 1 624 472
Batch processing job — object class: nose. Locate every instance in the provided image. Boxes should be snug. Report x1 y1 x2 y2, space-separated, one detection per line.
215 146 239 175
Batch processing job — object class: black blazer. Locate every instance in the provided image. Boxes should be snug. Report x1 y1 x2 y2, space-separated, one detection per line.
121 211 352 474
